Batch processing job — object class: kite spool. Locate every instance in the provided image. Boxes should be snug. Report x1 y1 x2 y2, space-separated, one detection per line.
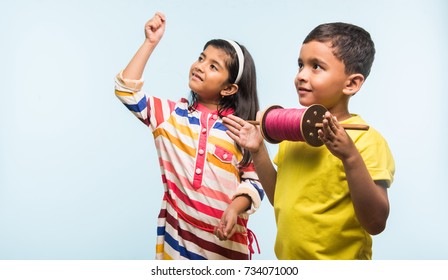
250 104 369 147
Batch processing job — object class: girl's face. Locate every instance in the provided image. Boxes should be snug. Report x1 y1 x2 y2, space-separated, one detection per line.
294 40 349 111
189 45 232 108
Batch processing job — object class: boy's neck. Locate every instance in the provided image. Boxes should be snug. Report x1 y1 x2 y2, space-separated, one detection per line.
330 110 351 121
326 104 351 121
325 97 352 121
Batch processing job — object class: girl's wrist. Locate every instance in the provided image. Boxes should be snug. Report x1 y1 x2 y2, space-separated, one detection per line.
233 194 252 213
144 37 160 46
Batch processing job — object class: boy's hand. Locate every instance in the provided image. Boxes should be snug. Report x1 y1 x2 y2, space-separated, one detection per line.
318 111 357 159
144 12 166 44
223 113 264 153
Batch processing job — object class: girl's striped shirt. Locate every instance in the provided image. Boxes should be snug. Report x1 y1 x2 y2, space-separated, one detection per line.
115 72 264 260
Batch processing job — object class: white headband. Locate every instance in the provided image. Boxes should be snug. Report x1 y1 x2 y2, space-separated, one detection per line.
224 39 245 84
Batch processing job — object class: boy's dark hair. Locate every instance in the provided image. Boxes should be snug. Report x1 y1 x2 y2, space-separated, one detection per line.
303 22 375 79
190 39 259 167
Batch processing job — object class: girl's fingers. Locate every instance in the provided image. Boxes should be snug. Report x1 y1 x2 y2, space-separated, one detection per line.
155 12 166 21
226 224 237 239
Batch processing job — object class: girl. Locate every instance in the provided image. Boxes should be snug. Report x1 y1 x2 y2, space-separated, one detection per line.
114 12 264 260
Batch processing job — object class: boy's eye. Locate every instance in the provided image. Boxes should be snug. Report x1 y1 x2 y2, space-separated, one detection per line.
198 56 204 62
298 62 304 69
313 64 322 70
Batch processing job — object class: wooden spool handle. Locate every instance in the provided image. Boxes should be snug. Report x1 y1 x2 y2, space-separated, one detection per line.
248 121 369 131
314 123 369 130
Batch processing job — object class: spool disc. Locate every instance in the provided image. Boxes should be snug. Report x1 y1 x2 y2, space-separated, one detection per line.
300 104 327 147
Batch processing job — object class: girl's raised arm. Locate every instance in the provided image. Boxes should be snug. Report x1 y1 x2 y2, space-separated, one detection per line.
122 12 166 80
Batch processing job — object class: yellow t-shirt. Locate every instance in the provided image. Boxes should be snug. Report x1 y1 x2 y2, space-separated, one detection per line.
273 115 395 259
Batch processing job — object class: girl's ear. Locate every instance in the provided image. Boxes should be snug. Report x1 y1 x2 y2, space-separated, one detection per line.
343 73 365 96
220 84 239 97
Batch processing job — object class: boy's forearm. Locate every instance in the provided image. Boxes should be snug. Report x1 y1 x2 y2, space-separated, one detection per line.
251 144 277 206
122 39 158 80
343 152 389 235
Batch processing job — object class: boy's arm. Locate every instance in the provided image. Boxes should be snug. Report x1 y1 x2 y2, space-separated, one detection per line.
223 114 277 205
319 112 389 235
250 144 277 205
122 12 166 80
342 152 389 235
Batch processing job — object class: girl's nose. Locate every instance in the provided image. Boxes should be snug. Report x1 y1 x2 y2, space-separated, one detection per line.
194 62 204 72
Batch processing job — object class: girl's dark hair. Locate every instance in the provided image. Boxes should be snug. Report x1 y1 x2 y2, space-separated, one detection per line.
303 22 375 79
189 39 259 167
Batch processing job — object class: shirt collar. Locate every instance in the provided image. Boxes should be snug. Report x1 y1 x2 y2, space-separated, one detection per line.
191 102 235 117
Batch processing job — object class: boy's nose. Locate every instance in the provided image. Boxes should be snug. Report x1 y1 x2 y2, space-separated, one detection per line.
295 69 307 83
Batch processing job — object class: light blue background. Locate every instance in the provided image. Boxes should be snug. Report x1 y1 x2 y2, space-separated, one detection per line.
1 0 447 260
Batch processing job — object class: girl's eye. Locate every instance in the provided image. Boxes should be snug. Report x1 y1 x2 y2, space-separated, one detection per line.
210 64 217 70
298 62 303 69
313 64 322 70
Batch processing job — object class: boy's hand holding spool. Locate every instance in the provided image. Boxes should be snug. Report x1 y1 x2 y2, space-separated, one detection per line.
246 104 369 147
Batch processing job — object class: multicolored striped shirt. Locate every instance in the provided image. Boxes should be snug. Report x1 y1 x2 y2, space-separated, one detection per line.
115 72 264 260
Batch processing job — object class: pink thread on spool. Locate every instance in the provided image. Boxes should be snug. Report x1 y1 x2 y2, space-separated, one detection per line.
260 104 327 147
263 107 306 142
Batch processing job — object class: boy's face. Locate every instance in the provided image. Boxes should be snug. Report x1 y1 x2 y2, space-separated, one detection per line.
294 41 350 110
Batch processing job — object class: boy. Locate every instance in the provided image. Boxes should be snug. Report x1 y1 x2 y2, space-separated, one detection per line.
223 22 395 259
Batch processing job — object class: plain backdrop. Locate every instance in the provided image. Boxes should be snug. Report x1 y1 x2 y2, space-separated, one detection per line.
1 0 447 260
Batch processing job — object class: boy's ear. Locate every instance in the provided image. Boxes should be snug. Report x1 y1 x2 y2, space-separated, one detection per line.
220 84 239 97
343 74 365 96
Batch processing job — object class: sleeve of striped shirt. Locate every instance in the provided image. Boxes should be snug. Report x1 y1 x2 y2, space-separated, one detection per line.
114 71 175 130
115 71 150 126
234 163 265 215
